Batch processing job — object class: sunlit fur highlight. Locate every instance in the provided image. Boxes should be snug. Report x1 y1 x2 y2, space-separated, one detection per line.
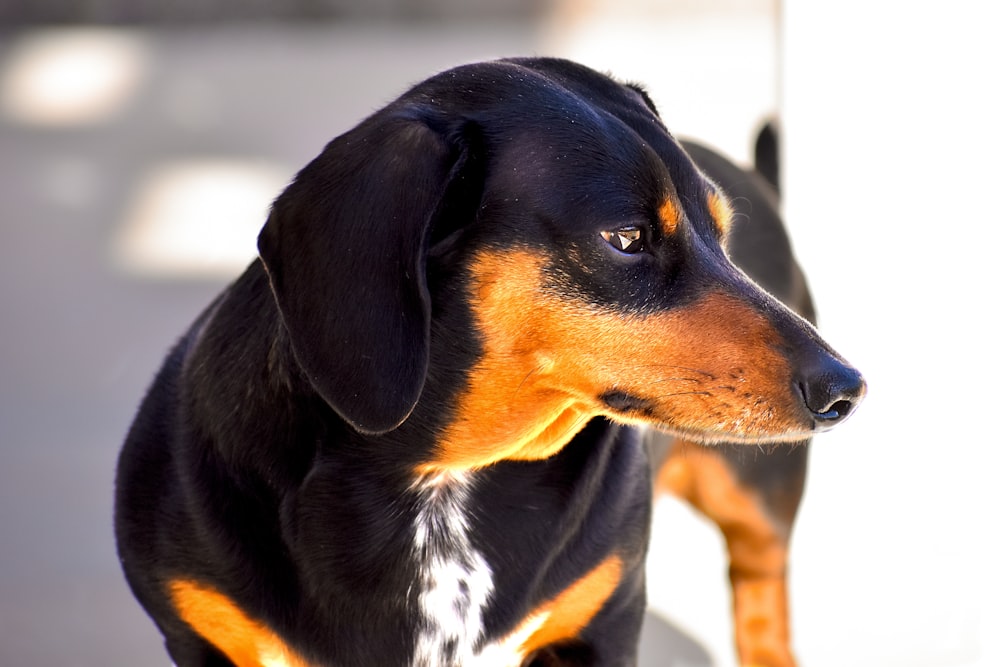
420 249 810 473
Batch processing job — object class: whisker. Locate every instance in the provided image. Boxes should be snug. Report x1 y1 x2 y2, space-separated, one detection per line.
515 363 546 396
569 412 592 432
729 196 752 225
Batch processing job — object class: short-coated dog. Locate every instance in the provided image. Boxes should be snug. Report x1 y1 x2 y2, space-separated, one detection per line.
115 57 865 667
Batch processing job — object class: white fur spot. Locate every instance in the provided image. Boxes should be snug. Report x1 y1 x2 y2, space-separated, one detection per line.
410 472 508 666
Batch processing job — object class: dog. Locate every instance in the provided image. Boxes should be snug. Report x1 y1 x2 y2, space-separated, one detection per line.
115 57 865 667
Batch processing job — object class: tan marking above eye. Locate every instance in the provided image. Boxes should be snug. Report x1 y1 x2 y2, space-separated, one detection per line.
658 197 681 235
707 190 735 236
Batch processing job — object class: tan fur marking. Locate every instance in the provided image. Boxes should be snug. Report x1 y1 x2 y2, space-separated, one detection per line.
504 554 623 657
169 579 312 667
656 441 796 667
708 191 735 236
421 249 809 473
658 197 681 235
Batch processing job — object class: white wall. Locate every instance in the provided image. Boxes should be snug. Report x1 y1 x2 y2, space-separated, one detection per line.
782 1 1000 665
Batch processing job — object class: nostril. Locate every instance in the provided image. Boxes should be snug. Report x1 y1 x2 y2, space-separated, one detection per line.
813 398 855 422
798 365 866 427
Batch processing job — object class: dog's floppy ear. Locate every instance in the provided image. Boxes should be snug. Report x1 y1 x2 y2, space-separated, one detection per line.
258 109 463 435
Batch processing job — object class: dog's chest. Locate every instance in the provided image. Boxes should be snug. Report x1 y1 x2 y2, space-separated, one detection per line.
410 473 531 667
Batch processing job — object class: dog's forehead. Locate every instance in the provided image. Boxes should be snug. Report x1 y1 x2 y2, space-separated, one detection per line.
412 60 714 230
445 69 681 197
481 109 704 230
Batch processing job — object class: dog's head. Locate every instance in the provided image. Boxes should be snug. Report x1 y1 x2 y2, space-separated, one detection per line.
258 58 865 470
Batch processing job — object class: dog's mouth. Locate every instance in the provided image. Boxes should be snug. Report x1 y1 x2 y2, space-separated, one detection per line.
598 388 822 445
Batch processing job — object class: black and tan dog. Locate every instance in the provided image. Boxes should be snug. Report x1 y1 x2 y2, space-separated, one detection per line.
115 58 864 667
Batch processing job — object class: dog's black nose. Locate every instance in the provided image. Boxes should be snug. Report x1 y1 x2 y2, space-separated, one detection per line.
798 358 866 427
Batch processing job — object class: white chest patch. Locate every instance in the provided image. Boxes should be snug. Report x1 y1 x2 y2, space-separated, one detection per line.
410 472 518 667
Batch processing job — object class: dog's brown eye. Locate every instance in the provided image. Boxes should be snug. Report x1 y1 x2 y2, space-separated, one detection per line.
601 227 644 254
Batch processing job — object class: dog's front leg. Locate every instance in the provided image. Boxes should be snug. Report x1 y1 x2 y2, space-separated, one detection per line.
656 440 806 667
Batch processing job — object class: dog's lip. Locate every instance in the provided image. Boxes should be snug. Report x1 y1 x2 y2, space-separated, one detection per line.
600 395 819 445
643 419 818 446
597 393 819 444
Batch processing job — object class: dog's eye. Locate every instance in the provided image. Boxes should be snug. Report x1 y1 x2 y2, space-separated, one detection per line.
601 227 644 254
